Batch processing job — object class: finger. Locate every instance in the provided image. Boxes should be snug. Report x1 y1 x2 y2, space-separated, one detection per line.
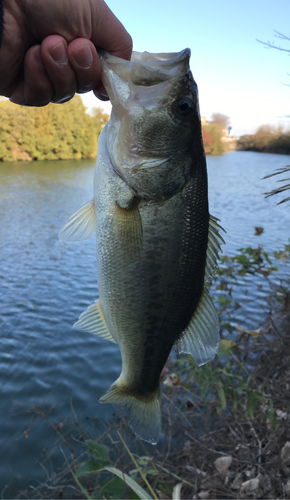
94 87 110 101
10 45 54 106
90 0 132 60
68 38 102 94
41 35 77 103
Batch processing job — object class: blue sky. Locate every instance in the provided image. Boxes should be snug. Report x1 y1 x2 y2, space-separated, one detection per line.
81 0 290 136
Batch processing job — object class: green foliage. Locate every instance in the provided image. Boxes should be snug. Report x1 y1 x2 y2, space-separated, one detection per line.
231 246 278 276
172 241 290 421
0 97 109 161
214 245 279 325
179 351 267 418
75 438 156 500
237 124 290 154
74 435 192 500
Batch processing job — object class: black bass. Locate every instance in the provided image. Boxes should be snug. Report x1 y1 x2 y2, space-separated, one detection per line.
59 48 224 444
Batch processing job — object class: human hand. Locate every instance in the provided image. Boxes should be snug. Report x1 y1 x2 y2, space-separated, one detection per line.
0 0 132 106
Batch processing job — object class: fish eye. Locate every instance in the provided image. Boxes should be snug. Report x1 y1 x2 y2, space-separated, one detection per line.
174 97 193 116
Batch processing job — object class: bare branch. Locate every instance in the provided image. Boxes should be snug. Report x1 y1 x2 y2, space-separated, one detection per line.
274 30 290 41
257 38 290 54
257 30 290 54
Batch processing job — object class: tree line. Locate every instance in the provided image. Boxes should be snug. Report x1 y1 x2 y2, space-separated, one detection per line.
0 97 230 161
237 125 290 155
0 96 108 162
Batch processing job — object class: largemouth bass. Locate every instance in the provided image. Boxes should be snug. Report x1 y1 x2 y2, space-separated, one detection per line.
59 48 224 444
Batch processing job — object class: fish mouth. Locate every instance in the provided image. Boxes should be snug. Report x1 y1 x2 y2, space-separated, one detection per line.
99 48 193 194
99 48 191 106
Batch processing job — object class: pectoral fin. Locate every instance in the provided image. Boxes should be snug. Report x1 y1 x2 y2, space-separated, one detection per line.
58 199 96 242
73 300 117 343
116 197 143 258
175 288 220 366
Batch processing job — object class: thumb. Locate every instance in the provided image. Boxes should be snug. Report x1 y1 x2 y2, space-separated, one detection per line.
89 0 132 60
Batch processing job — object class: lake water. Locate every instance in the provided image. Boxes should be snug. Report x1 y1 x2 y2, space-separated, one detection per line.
0 151 289 495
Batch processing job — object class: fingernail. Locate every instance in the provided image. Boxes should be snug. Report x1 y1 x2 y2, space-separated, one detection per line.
49 42 68 65
94 89 109 101
72 45 93 69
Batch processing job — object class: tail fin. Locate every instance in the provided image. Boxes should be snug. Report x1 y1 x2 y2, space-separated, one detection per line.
99 382 161 445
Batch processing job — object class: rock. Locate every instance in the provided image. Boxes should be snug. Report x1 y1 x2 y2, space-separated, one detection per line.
281 442 290 462
276 409 288 420
214 455 233 474
198 491 210 499
240 478 260 496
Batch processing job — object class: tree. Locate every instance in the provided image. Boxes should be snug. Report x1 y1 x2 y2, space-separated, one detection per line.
202 120 228 155
211 113 230 130
0 96 109 161
91 107 110 144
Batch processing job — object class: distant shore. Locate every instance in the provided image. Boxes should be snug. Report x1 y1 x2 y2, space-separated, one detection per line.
237 125 290 155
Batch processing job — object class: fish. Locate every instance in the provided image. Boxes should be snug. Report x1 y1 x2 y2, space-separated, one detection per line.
59 48 224 444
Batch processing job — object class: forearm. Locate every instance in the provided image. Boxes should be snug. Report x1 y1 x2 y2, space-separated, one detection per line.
0 0 3 48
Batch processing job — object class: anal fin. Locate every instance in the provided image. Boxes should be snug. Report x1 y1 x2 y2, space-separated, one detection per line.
175 288 220 366
73 300 117 343
59 199 96 242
